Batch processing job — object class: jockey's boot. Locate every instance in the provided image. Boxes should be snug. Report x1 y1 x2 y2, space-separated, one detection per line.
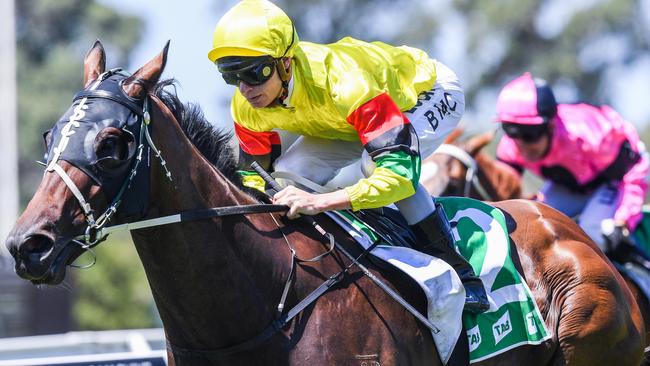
410 203 490 314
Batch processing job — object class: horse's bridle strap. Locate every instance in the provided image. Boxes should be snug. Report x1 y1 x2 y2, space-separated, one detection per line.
50 163 96 224
73 89 144 116
82 204 290 241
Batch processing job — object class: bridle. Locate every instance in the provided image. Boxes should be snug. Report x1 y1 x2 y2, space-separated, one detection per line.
44 69 171 249
433 144 494 201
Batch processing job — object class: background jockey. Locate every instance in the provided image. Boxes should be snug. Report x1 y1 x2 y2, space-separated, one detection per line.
495 72 650 256
208 0 489 313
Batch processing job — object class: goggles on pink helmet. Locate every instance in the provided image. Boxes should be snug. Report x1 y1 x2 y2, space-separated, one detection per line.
496 72 557 126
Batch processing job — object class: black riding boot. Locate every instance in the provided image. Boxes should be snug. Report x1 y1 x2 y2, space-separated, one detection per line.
410 203 490 314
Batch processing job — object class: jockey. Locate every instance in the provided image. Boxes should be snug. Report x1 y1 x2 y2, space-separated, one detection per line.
495 72 649 254
209 0 489 313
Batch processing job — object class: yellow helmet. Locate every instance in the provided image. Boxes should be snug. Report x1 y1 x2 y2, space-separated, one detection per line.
208 0 299 63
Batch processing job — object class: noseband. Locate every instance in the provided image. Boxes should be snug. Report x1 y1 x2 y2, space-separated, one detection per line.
434 144 493 200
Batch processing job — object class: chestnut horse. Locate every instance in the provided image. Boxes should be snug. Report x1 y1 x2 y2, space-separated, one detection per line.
5 43 645 365
424 131 650 353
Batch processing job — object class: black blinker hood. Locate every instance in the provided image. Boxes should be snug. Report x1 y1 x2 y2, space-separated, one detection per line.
44 71 151 222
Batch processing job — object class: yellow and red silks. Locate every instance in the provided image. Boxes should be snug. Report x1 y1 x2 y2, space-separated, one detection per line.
231 37 435 208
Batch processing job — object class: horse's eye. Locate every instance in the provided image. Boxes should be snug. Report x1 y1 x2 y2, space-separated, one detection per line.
98 138 117 156
95 130 129 160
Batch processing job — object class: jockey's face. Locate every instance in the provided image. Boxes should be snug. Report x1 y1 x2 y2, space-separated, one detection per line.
238 58 290 109
513 130 551 161
239 70 282 108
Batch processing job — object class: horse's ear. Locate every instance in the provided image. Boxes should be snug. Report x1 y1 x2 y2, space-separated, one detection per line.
83 40 106 88
444 128 464 144
122 40 170 99
465 130 495 156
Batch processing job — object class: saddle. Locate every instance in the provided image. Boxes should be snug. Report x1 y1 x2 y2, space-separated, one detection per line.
348 207 418 249
631 207 650 264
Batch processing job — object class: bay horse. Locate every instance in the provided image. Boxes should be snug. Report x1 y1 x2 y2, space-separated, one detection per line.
4 42 645 365
424 130 650 354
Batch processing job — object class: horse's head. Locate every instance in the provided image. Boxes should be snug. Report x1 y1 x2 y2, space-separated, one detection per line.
5 41 168 284
422 130 521 200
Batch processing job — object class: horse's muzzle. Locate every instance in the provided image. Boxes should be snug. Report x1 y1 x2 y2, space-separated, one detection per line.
5 231 72 284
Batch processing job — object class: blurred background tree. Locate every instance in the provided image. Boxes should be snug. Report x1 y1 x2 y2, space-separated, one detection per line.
15 0 157 331
16 0 140 202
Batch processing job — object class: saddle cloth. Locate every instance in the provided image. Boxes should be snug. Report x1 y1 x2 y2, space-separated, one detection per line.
326 197 551 363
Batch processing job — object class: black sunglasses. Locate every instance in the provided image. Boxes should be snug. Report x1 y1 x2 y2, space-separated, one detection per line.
502 123 547 143
217 58 277 86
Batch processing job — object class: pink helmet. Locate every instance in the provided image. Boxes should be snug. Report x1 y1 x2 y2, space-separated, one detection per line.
496 72 557 125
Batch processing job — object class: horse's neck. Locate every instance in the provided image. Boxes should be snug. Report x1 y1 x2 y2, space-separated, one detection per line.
132 98 289 348
147 100 245 211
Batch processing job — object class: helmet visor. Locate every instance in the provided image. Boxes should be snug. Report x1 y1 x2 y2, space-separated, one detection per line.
502 123 547 143
217 56 276 86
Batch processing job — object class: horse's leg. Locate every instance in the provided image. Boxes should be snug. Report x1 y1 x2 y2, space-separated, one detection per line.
494 200 645 366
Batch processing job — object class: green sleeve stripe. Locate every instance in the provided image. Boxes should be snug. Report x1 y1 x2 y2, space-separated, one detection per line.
237 170 259 177
374 150 421 190
344 167 416 211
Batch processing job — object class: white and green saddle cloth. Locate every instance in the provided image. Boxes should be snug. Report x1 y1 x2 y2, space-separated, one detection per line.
325 197 550 364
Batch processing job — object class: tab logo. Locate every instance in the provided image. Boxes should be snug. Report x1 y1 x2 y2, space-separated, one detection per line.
467 324 482 352
492 310 512 345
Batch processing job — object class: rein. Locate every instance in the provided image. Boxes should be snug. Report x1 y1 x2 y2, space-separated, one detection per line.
77 203 291 244
434 144 494 200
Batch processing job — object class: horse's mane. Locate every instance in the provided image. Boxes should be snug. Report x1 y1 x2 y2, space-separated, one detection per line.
152 79 243 186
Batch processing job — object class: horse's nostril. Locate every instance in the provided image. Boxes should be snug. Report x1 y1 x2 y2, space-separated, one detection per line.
19 235 54 258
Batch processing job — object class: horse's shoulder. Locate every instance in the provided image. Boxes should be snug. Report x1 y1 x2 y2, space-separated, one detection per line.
493 199 616 282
